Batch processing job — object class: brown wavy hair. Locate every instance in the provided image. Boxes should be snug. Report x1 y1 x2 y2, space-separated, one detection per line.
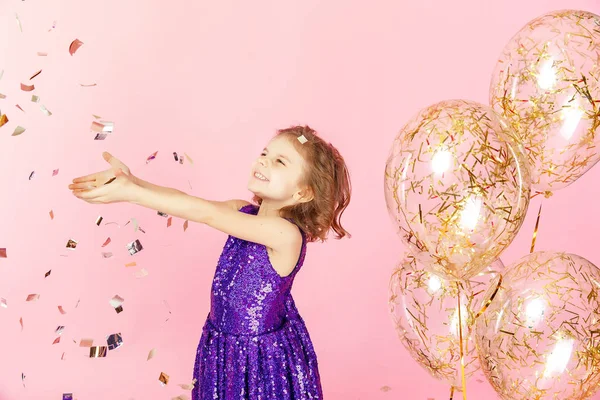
252 125 352 242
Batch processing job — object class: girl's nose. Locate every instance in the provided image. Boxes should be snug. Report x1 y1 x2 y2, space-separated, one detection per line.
258 158 268 167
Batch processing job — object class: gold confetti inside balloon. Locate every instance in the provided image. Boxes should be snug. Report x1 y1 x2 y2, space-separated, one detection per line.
384 99 530 280
388 254 504 389
490 10 600 193
475 252 600 400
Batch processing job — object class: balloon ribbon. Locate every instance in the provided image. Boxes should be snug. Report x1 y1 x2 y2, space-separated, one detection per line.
457 283 467 399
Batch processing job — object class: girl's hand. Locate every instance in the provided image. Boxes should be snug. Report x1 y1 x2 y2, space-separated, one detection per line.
69 152 131 191
71 167 139 204
69 152 138 204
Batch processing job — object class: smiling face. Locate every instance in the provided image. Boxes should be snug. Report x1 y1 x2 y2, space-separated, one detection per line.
247 135 312 209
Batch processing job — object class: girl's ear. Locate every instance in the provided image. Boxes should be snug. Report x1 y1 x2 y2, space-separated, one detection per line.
294 187 314 203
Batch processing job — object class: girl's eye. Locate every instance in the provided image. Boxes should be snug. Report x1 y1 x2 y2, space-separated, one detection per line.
260 153 266 156
277 159 285 165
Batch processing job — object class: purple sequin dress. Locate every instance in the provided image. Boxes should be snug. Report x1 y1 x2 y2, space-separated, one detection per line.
192 204 323 399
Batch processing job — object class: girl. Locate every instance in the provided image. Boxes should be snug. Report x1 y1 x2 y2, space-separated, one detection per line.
68 125 352 399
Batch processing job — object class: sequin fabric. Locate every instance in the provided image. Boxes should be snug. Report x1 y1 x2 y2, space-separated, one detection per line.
192 204 323 399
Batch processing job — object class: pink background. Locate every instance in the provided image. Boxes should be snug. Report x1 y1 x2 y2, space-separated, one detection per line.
1 0 600 399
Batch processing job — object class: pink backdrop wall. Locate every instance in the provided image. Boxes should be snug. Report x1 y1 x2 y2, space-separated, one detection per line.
1 0 600 399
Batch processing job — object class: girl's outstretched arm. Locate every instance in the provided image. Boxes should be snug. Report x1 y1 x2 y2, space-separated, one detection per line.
130 182 301 251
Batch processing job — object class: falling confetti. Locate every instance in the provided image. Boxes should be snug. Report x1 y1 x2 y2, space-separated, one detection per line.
0 93 5 99
29 70 41 80
80 83 97 87
101 237 111 247
40 105 52 116
0 248 6 258
52 169 59 176
28 171 35 180
178 379 197 390
12 126 26 136
146 151 158 163
101 252 113 258
167 217 172 227
107 333 123 350
95 216 103 226
26 294 39 302
69 39 84 55
20 317 23 330
66 239 78 250
159 372 170 386
126 239 143 255
31 95 39 102
380 386 392 392
52 337 61 345
58 305 66 314
0 114 7 127
109 295 124 309
21 372 25 387
158 211 168 218
147 348 156 361
63 394 73 400
89 346 107 358
15 104 24 112
1 298 7 308
115 305 123 314
172 395 189 400
44 270 51 278
15 13 22 32
183 220 189 232
79 338 93 347
20 83 34 92
124 262 136 267
37 52 48 57
184 152 194 165
135 268 149 278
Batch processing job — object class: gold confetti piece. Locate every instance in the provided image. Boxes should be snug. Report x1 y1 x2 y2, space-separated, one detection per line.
80 83 97 87
58 305 66 314
124 261 136 268
79 338 93 347
109 295 124 308
40 105 52 116
159 372 170 386
20 83 34 92
530 203 543 253
146 151 158 163
92 114 102 119
44 270 51 278
12 126 25 136
184 152 194 165
0 114 7 127
101 237 111 247
135 268 149 279
52 336 61 345
37 52 47 57
26 294 39 302
15 13 22 32
89 346 107 358
66 239 78 250
69 39 84 55
20 317 23 330
147 348 156 361
29 70 41 80
167 217 172 227
183 220 189 232
49 210 54 220
95 216 103 226
15 104 24 112
380 386 392 392
0 248 6 258
1 298 7 308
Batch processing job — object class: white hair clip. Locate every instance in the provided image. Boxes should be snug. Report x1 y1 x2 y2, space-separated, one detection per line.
297 134 308 144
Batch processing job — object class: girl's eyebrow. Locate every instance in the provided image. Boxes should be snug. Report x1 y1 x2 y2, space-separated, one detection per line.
263 148 292 163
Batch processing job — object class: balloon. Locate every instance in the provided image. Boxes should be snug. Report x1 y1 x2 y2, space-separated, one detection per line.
388 255 504 388
475 251 600 400
490 10 600 193
384 99 530 280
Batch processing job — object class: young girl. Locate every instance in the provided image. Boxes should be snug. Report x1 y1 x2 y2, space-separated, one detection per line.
68 125 351 399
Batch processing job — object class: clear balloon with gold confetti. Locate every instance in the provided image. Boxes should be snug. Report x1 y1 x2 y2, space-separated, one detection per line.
388 255 504 390
475 251 600 400
384 99 531 281
490 10 600 194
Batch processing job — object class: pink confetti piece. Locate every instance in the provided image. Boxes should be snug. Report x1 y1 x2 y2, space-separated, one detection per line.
69 39 84 55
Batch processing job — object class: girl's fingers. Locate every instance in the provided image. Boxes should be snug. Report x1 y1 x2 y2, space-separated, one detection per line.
72 175 97 183
69 182 97 190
